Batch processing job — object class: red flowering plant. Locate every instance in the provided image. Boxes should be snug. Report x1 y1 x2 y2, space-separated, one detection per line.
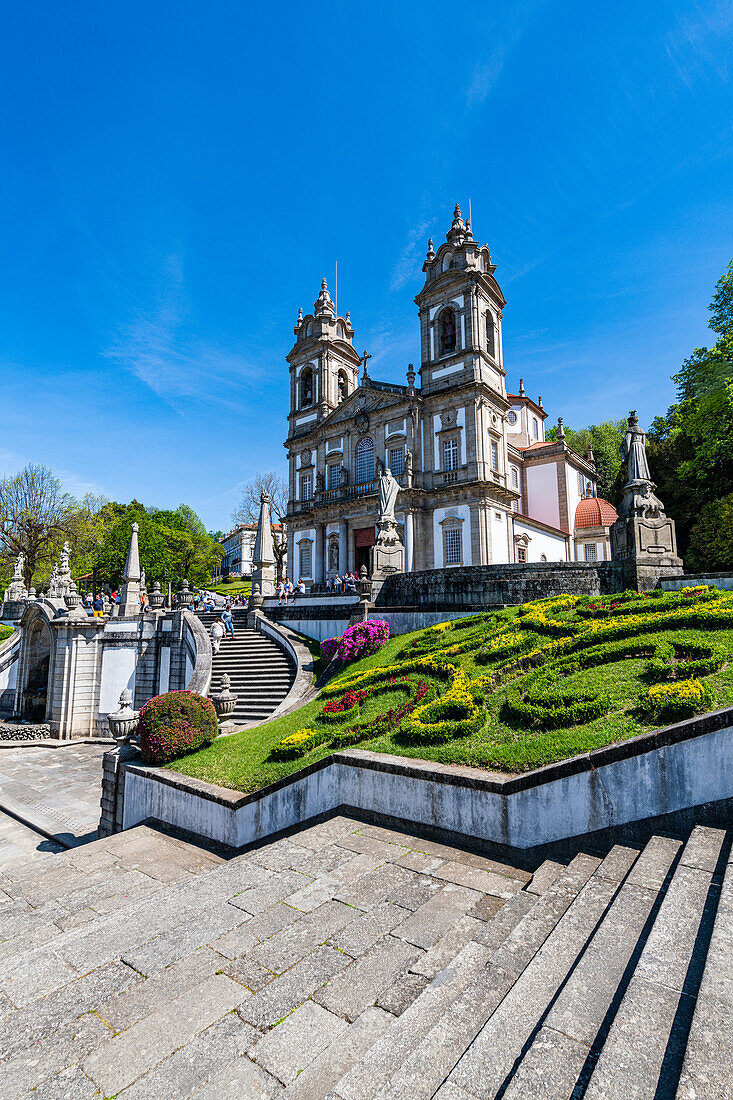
138 690 218 765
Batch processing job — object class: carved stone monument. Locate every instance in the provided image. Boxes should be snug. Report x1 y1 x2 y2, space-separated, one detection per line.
371 468 405 579
251 490 276 598
118 523 142 616
610 411 683 589
2 552 29 619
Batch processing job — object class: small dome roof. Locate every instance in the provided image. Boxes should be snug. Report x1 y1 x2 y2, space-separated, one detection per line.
575 497 618 529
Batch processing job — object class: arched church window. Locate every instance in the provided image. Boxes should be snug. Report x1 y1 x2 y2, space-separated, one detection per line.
439 308 457 355
337 370 348 402
486 311 495 357
300 367 314 408
355 437 375 484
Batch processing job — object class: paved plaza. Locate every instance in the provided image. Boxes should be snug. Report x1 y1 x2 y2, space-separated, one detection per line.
0 743 106 847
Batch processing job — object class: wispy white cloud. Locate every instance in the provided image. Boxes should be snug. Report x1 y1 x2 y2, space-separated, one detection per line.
105 253 266 414
389 219 434 291
466 1 546 107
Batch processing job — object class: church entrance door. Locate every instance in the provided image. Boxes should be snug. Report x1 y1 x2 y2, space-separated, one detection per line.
354 526 375 574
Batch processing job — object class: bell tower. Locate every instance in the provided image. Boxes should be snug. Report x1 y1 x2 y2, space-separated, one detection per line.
286 278 361 441
415 204 506 397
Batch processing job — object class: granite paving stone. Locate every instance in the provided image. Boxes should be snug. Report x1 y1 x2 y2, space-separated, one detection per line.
0 959 140 1059
115 1012 258 1100
0 942 79 1006
285 877 341 913
388 850 444 874
466 893 506 923
333 940 492 1100
433 1085 482 1100
122 904 250 975
314 935 423 1021
83 972 248 1095
544 883 671 1046
250 1000 349 1084
625 835 682 890
187 1055 283 1097
410 915 487 979
334 864 417 911
328 903 411 958
96 947 223 1031
386 873 442 910
526 859 566 895
676 989 733 1100
500 1025 590 1099
221 955 278 991
227 871 307 914
251 900 358 973
636 863 715 991
431 860 525 898
334 833 411 861
213 901 303 958
678 824 727 873
375 970 429 1015
0 1008 111 1097
284 1007 393 1100
392 884 481 949
239 945 351 1029
20 1063 100 1100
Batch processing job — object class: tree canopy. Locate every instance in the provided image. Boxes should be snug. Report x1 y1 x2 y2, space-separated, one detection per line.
232 471 288 579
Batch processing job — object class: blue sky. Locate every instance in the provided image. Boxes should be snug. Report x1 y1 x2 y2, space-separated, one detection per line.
1 1 731 531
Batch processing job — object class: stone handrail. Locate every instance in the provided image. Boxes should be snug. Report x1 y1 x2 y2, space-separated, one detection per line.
182 611 213 697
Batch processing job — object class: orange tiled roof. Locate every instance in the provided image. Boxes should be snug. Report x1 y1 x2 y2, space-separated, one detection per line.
575 497 618 529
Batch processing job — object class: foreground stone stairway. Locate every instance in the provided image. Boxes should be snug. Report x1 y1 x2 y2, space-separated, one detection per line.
0 816 729 1098
197 609 296 726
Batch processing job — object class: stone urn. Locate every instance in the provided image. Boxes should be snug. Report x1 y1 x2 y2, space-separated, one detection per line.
212 674 238 728
107 688 140 743
149 581 165 610
65 580 83 611
175 579 192 608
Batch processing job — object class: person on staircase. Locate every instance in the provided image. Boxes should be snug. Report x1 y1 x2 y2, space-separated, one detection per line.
221 604 235 639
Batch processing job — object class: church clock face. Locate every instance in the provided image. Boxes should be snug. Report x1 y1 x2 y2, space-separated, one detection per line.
354 411 369 432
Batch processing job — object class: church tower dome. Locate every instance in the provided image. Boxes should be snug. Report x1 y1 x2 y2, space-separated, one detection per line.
286 277 361 442
414 204 506 399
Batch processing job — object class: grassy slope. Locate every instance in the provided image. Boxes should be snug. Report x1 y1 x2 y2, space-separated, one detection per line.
168 595 733 794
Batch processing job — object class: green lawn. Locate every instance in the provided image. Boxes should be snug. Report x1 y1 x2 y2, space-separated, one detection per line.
168 586 733 794
211 579 252 597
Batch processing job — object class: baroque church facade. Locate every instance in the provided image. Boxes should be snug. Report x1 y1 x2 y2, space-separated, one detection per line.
284 206 612 584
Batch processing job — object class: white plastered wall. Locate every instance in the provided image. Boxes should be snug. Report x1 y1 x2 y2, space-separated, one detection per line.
432 504 472 569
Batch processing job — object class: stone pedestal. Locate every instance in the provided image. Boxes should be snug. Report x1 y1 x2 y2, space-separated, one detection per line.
370 519 405 580
610 514 683 591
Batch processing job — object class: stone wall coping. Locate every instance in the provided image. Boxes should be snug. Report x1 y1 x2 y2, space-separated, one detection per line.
120 702 733 811
182 611 213 695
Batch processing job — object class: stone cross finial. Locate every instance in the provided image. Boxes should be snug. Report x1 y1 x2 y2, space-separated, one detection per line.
360 349 372 380
519 378 525 396
557 417 565 440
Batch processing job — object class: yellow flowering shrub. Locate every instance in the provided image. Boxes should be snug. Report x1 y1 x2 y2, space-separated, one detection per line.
647 678 715 720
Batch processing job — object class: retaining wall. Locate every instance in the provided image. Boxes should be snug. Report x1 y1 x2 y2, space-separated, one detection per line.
111 706 733 854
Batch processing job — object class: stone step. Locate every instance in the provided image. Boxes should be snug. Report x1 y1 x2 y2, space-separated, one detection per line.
579 825 727 1100
332 852 606 1100
676 832 732 1100
441 842 653 1100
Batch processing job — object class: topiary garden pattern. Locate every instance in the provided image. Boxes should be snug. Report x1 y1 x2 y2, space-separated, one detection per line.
269 586 732 769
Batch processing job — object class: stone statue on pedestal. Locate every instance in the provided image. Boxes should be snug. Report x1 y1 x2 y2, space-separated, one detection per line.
610 411 683 588
371 468 405 579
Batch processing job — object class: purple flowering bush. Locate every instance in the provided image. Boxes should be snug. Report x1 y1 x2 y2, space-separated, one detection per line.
322 620 390 665
321 635 342 662
139 690 218 765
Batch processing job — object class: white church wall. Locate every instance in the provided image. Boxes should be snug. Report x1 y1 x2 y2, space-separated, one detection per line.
526 463 561 529
432 505 472 569
514 519 567 562
490 509 510 564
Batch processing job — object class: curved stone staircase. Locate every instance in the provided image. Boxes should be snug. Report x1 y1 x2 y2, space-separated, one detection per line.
196 609 296 727
0 816 729 1097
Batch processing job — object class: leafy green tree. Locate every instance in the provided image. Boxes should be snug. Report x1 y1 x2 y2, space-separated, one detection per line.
0 464 75 588
648 259 733 564
686 492 733 572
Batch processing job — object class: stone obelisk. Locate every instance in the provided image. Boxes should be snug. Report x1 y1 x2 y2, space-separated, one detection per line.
118 522 142 616
251 491 276 599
